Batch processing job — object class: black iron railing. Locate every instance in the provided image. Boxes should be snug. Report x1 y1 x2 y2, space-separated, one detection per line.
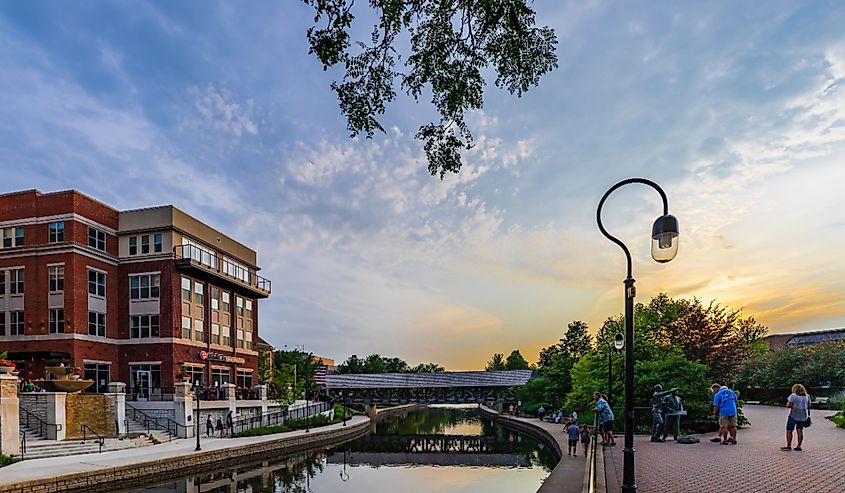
19 431 26 461
173 244 271 293
20 407 61 439
127 386 177 401
230 401 332 435
81 425 105 453
125 403 185 441
588 412 600 493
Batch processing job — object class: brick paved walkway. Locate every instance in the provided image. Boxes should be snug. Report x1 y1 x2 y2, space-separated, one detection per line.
605 405 844 493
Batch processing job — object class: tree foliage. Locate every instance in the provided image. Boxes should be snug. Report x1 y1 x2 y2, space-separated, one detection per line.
303 0 558 177
336 353 445 373
535 320 594 410
272 349 322 405
738 341 845 403
485 353 506 371
505 349 530 370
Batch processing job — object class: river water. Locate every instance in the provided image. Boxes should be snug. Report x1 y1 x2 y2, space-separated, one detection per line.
130 406 556 493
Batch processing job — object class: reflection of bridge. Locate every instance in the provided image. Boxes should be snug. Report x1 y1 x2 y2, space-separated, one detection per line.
325 370 533 404
326 451 531 467
353 433 520 454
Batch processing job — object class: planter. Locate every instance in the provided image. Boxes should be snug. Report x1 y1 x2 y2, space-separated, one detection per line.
0 366 15 374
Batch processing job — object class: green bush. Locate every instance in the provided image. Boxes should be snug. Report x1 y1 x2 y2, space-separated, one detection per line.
0 452 17 467
232 409 346 438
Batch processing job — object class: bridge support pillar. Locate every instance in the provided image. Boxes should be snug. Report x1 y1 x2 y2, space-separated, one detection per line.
365 403 378 420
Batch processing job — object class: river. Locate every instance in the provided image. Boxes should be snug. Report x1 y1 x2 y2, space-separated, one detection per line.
129 405 556 493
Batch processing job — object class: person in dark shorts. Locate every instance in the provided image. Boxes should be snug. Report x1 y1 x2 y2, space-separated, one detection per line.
580 425 591 457
566 422 579 456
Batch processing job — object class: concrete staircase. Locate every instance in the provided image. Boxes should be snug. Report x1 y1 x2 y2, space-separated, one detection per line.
125 416 177 445
20 422 48 444
22 438 138 460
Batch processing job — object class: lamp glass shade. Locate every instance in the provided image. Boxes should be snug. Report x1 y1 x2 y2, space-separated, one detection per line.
651 214 679 263
614 332 624 350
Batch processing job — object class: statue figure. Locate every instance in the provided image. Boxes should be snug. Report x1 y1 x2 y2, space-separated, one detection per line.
650 384 678 442
661 392 686 441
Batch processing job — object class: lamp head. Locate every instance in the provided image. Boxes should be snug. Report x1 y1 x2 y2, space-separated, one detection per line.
651 214 679 263
614 332 624 350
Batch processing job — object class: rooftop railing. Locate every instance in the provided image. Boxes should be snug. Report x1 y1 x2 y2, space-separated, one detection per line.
174 244 271 294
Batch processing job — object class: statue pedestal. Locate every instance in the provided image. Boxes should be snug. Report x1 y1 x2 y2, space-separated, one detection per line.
0 374 21 456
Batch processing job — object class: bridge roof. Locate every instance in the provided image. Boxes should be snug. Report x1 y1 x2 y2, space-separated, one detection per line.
324 370 533 389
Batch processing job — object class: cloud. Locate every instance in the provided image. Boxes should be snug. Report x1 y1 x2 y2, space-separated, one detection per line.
184 84 258 137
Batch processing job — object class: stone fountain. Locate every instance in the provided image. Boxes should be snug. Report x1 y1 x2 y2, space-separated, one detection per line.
33 366 94 393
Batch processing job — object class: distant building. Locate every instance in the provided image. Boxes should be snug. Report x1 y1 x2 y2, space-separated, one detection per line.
0 189 270 395
763 327 845 352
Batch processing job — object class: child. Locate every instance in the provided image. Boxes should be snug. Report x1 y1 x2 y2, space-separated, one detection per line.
580 425 591 457
566 421 580 456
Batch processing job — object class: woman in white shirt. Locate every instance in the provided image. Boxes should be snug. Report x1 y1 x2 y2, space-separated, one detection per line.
781 383 810 451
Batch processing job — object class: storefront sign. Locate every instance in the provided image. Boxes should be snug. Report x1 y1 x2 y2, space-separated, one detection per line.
199 351 245 365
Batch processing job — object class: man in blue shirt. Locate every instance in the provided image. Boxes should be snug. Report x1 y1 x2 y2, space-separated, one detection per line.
711 383 738 445
592 391 615 446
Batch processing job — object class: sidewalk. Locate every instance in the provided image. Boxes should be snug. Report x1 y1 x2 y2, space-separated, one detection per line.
0 415 369 488
605 405 844 493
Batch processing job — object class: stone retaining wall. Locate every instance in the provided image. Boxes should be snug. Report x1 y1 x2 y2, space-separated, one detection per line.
478 406 563 460
18 394 48 423
66 394 116 438
0 419 370 493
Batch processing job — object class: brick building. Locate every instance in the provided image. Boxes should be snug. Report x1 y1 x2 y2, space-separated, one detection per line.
0 189 270 397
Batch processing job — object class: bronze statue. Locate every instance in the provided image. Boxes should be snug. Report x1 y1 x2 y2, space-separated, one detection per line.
661 392 686 441
650 384 678 442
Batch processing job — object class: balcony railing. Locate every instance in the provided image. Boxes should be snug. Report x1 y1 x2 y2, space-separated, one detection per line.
174 244 271 294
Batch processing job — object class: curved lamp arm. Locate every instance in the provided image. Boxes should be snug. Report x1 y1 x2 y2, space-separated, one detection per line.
596 178 670 279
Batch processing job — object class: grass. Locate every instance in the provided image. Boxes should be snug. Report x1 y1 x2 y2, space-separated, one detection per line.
828 412 845 428
232 405 352 438
0 452 17 468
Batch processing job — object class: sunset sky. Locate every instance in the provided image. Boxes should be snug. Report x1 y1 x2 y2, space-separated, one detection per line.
2 1 844 370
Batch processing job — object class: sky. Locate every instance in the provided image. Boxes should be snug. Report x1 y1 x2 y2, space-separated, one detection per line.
2 1 845 370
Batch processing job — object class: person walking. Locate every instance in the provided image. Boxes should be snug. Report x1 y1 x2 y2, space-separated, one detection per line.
566 420 580 456
205 414 214 437
580 424 591 457
592 391 615 446
537 405 546 421
711 383 738 445
226 410 234 436
781 383 810 451
216 417 225 438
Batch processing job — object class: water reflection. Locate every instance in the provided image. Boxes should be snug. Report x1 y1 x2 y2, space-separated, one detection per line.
132 406 555 493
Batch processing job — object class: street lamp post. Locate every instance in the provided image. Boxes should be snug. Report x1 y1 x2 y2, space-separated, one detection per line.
597 178 679 493
195 389 201 451
604 332 624 406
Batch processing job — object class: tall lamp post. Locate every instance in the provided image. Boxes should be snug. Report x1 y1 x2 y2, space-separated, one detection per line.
194 388 201 451
597 178 679 493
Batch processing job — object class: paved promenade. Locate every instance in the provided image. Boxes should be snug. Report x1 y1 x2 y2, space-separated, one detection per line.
0 415 368 488
605 405 844 493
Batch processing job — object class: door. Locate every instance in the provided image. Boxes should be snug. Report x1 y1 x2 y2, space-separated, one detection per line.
135 370 152 400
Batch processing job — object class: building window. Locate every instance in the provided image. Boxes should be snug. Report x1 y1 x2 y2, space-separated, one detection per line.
211 323 220 345
10 269 24 295
211 368 231 387
211 287 219 310
236 329 244 349
153 233 163 253
222 291 230 312
130 274 160 300
244 330 253 350
181 316 192 340
130 364 161 397
88 312 106 337
194 319 204 342
181 278 192 301
236 297 244 316
88 227 106 251
84 363 110 393
221 325 231 346
48 222 64 243
141 235 150 254
130 315 160 338
182 237 217 268
49 265 64 292
193 282 203 305
88 270 106 297
2 227 24 248
10 311 25 335
129 236 137 255
49 308 64 333
236 370 253 389
186 366 204 387
0 270 5 296
0 312 5 336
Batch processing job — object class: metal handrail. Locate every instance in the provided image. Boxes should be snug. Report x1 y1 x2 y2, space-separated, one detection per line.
588 413 599 493
81 425 105 453
230 401 332 435
20 407 61 438
173 244 271 293
125 403 185 440
19 431 26 461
